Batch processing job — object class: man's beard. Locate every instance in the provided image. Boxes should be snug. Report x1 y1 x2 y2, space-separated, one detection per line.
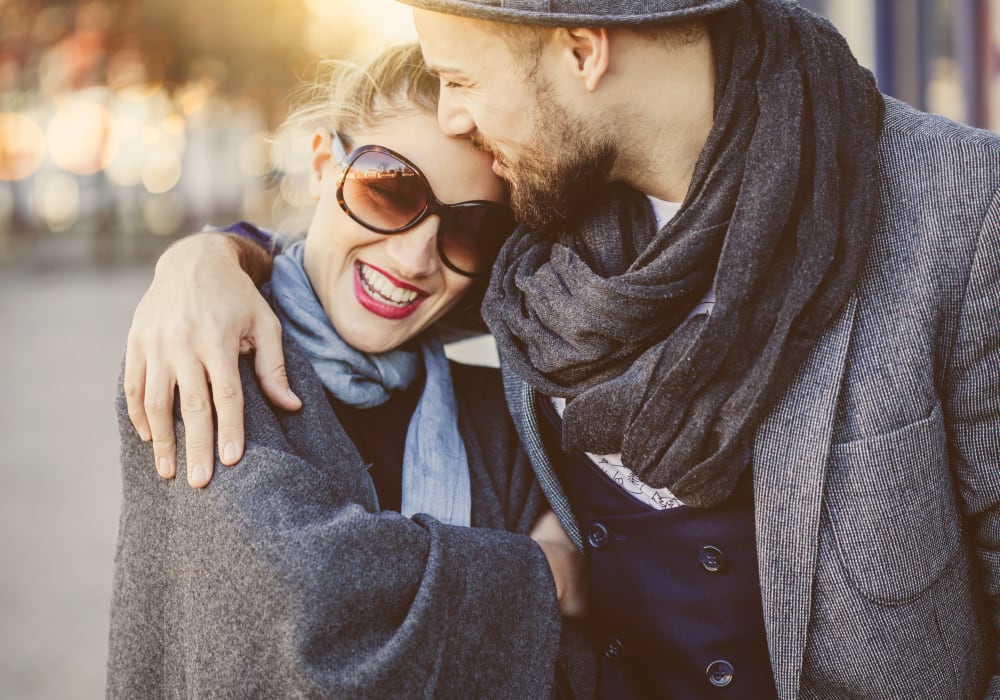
506 141 615 236
475 104 615 236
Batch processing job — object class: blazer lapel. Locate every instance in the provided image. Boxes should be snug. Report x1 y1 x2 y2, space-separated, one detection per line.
500 362 584 551
753 296 858 700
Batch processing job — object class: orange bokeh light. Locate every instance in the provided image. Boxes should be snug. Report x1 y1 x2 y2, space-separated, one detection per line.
0 112 46 181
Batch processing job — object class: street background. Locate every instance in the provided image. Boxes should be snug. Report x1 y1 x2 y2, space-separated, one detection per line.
1 0 998 697
0 250 149 697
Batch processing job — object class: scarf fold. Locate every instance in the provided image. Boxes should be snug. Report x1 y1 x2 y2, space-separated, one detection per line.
483 0 884 508
269 241 471 525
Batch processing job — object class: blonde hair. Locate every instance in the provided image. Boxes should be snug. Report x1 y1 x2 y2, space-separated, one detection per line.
270 43 439 232
283 42 438 143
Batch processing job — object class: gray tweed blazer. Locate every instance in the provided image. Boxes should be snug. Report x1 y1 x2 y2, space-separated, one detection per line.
503 96 1000 700
108 338 595 698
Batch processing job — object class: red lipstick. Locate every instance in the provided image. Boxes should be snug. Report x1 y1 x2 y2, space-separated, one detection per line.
354 262 427 320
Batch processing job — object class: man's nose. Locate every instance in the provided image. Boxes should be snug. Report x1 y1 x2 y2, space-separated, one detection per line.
386 217 440 278
437 93 476 138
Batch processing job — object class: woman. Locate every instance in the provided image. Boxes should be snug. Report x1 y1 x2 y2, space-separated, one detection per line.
108 44 591 699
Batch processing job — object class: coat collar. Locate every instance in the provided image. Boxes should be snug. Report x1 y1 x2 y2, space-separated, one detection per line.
500 361 585 551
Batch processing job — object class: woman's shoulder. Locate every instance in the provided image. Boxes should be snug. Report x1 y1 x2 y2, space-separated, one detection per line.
234 336 356 459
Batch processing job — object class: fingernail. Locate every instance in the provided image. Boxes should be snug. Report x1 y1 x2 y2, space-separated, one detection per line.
190 463 207 485
287 388 299 403
139 428 151 442
223 442 238 463
157 457 172 478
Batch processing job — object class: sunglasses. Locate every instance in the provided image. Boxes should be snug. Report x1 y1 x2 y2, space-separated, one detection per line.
331 131 517 277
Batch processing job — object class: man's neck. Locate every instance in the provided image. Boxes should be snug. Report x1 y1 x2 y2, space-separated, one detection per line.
605 28 716 202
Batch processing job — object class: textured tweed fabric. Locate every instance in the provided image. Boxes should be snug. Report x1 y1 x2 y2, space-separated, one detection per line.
108 336 596 698
504 96 1000 699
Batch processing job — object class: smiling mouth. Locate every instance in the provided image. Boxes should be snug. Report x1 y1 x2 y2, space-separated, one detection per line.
354 263 428 320
359 263 422 306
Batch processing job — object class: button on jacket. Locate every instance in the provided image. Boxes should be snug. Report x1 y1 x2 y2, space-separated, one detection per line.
542 432 776 699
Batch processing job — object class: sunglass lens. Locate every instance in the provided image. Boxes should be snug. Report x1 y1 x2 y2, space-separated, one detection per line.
339 145 516 276
441 206 517 274
342 151 427 230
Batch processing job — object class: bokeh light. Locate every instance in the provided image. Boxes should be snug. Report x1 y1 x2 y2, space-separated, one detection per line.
46 94 112 175
33 171 80 231
141 147 182 194
1 0 414 246
0 112 46 181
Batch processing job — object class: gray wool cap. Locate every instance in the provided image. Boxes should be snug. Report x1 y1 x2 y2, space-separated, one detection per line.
394 0 740 26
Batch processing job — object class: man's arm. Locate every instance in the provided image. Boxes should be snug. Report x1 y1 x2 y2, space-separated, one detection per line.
123 231 299 488
946 188 1000 688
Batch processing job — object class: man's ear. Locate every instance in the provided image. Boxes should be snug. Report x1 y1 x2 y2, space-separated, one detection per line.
309 129 333 200
556 27 610 92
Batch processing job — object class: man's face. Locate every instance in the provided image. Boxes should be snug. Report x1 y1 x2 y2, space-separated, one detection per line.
413 8 615 233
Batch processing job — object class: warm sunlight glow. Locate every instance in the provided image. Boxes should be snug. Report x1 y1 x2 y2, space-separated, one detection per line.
304 0 416 57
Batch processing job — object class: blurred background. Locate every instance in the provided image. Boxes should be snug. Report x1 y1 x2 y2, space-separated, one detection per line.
0 0 998 697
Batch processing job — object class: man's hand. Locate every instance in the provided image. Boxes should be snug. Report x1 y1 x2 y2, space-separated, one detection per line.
123 232 301 488
531 510 587 618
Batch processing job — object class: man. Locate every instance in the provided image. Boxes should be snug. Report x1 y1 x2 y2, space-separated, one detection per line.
126 1 1000 697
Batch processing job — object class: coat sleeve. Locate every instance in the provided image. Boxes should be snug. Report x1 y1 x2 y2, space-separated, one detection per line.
107 359 564 699
945 184 1000 694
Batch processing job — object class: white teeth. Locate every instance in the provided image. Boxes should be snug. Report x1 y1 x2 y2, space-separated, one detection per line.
360 264 420 306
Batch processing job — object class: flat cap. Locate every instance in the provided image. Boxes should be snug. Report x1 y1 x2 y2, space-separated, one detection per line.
394 0 740 26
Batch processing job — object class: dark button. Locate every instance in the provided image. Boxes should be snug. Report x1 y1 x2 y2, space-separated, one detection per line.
604 636 624 660
588 522 610 550
706 659 734 687
699 545 727 573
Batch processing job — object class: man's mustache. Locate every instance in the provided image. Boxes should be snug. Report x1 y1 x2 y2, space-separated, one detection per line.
471 134 505 165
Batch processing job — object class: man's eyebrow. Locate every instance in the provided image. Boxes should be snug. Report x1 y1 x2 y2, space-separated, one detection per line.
423 63 463 79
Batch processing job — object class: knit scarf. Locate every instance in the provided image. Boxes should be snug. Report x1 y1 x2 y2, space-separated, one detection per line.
482 0 884 508
268 241 472 525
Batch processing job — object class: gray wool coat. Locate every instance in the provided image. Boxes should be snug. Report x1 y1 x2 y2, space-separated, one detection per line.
108 337 595 698
503 97 1000 700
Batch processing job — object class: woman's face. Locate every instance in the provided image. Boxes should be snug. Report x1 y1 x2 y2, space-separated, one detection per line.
304 111 507 354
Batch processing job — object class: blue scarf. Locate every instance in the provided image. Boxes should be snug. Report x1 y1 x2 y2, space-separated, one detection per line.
267 241 471 526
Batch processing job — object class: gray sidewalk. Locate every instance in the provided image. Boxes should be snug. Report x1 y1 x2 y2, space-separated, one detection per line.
0 260 153 698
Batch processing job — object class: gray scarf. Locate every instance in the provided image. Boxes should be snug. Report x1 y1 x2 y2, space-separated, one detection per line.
483 0 884 508
269 241 472 525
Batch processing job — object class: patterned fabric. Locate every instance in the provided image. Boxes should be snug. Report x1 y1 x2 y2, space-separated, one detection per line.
551 396 684 510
